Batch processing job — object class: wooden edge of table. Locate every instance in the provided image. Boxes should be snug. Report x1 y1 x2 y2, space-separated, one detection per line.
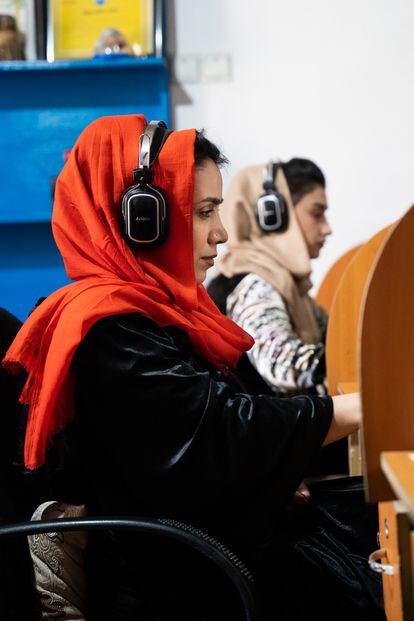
381 451 414 524
336 382 359 395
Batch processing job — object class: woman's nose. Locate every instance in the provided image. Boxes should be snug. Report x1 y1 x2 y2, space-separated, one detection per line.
209 217 228 245
323 219 333 237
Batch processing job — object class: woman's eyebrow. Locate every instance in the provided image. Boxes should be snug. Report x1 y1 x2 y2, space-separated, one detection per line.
197 197 224 205
312 201 327 210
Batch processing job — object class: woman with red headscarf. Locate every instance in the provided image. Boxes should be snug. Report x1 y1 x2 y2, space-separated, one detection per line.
4 115 383 620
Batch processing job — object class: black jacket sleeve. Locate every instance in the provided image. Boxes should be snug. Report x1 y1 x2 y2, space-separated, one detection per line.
72 313 333 540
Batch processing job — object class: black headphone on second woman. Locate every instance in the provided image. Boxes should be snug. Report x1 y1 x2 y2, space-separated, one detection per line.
121 120 172 248
255 160 289 234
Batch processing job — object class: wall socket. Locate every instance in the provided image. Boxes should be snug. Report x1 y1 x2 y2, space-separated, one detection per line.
173 54 231 84
174 54 200 83
200 54 231 82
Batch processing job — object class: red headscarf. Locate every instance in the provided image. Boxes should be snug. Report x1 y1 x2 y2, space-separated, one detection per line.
3 114 253 470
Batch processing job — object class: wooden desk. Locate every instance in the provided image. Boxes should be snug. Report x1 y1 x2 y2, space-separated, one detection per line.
359 205 414 620
375 500 413 621
360 206 414 502
317 205 414 619
381 452 414 525
379 452 414 621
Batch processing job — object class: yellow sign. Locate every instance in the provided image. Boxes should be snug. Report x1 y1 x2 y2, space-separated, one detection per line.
50 0 153 60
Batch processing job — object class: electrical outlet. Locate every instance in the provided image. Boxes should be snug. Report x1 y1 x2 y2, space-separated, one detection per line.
174 55 200 83
200 54 231 82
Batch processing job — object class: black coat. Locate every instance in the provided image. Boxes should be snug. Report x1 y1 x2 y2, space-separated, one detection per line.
60 312 384 620
71 313 332 550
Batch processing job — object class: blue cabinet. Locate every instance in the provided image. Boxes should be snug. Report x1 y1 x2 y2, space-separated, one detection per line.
0 57 170 319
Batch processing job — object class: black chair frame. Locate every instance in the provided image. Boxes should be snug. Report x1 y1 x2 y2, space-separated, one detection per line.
0 515 258 621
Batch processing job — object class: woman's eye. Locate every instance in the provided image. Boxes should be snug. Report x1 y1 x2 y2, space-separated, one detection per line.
200 209 214 218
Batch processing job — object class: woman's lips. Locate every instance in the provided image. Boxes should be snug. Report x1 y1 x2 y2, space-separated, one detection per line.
201 255 217 267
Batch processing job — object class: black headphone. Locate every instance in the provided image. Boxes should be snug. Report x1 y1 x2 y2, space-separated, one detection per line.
255 161 289 234
121 120 172 248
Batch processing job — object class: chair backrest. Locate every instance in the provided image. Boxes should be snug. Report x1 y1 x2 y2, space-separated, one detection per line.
0 514 258 621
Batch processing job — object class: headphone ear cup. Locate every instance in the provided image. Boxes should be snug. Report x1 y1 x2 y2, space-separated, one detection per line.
121 183 169 248
256 191 289 234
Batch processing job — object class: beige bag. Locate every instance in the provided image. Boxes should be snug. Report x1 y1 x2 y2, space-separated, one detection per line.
28 501 88 621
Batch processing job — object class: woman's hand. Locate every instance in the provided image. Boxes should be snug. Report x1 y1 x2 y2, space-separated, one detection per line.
286 481 311 515
323 393 361 446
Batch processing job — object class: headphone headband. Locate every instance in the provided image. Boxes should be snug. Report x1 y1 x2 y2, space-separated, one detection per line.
262 160 282 192
134 120 172 183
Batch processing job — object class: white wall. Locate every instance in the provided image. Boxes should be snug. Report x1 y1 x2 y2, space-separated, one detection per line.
169 0 414 289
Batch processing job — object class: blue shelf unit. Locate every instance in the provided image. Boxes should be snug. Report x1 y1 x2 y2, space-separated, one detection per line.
0 57 170 320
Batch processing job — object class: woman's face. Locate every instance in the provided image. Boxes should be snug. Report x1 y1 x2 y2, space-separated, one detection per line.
193 158 228 284
294 185 332 258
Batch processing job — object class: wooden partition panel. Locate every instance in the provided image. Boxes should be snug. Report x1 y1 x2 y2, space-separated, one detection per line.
316 245 361 314
360 205 414 502
326 226 392 396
